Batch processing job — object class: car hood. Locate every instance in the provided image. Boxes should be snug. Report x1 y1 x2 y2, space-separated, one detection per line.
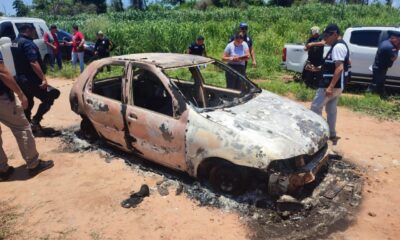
199 90 329 160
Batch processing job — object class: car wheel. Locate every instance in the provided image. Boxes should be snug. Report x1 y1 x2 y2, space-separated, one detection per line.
209 163 246 195
80 118 98 141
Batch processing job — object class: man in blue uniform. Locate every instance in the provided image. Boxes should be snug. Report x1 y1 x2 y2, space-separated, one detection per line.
367 31 400 98
11 24 60 135
0 51 54 181
311 24 351 142
188 36 207 56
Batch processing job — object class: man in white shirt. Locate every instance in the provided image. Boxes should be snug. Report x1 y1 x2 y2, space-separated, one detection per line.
222 33 250 90
311 24 351 142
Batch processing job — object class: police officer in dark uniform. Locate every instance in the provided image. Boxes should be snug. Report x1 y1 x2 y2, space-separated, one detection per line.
11 23 60 135
311 24 351 142
367 31 400 98
229 23 256 68
94 31 113 71
187 36 207 56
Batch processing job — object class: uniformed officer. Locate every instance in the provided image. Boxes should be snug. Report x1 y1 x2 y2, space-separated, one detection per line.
0 51 54 181
229 23 256 68
11 23 60 135
94 31 113 71
311 24 351 142
367 31 400 98
187 36 207 56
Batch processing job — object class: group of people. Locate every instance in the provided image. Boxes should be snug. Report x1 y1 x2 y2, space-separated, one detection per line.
304 23 399 142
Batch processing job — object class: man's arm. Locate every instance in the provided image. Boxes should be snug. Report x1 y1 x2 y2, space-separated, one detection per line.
78 33 85 49
306 40 326 50
0 62 28 109
250 47 256 67
326 61 344 96
30 61 47 89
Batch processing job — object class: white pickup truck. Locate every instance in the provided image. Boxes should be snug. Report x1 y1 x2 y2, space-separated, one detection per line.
282 26 400 88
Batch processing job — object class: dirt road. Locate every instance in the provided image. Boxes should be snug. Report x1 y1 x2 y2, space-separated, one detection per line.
0 78 399 240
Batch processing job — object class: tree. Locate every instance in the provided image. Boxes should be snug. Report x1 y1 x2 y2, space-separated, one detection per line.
162 0 185 5
111 0 124 11
74 0 107 14
130 0 146 10
268 0 294 7
12 0 29 16
386 0 393 6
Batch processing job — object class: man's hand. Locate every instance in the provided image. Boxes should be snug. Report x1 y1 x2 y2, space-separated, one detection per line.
39 79 48 89
17 93 28 110
252 61 257 68
326 86 334 97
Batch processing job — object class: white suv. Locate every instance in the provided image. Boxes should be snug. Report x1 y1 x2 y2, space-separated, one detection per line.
0 17 51 75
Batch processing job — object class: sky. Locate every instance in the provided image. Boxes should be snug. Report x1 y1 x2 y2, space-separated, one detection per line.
1 0 399 16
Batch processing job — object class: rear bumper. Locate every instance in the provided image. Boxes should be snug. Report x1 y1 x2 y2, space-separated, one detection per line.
268 145 329 196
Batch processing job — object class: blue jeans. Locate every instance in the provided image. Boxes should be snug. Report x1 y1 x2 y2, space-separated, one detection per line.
72 51 84 73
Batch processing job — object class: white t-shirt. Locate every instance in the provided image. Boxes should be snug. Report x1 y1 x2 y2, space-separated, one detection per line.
332 43 348 62
224 41 249 65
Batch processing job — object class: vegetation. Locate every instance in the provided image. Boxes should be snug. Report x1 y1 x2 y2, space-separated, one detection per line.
41 4 399 120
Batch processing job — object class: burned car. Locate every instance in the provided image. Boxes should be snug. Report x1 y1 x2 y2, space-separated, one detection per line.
70 53 329 196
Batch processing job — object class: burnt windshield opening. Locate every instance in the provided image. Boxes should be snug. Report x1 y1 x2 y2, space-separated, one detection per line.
164 60 260 111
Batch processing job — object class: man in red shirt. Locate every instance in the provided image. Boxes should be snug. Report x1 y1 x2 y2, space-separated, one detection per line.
68 25 85 73
43 25 62 70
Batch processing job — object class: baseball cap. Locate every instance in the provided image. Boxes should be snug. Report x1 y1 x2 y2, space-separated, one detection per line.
323 23 340 35
97 30 104 35
197 35 204 40
239 22 248 29
310 26 320 35
388 30 400 38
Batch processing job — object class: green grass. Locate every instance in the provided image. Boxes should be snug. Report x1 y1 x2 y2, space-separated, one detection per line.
258 72 400 120
46 62 81 79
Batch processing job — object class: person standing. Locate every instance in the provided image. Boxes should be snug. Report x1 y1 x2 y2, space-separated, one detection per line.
11 24 60 135
69 25 85 73
0 51 54 181
187 36 207 56
311 24 351 142
94 31 113 71
367 31 400 98
43 25 62 70
229 23 256 68
303 26 325 89
222 33 250 90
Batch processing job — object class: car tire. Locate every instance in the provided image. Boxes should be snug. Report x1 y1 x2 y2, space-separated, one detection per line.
209 163 246 195
80 118 98 141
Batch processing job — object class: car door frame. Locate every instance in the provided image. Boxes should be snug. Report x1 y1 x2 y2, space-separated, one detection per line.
124 61 189 171
82 59 129 150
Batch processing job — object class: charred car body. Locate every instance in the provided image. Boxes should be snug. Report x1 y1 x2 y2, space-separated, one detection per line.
70 53 329 196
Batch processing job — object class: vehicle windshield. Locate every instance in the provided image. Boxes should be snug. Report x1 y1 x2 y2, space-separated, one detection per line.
163 60 260 111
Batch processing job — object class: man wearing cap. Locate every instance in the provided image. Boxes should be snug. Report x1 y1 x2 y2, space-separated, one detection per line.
303 26 325 88
94 31 113 71
223 33 250 90
187 36 207 57
11 23 60 136
367 31 400 97
0 50 54 181
311 24 351 142
43 25 62 70
229 23 256 68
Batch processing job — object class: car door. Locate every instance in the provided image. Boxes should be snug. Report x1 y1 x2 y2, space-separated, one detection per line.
83 61 128 150
124 62 188 171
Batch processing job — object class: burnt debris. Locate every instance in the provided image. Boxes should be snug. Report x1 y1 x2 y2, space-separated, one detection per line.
121 184 150 208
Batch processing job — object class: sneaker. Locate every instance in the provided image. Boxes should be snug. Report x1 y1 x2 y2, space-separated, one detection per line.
28 160 54 177
0 166 15 181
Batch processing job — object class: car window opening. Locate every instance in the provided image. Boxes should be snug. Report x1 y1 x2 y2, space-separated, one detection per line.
132 69 174 117
92 63 125 102
164 61 260 110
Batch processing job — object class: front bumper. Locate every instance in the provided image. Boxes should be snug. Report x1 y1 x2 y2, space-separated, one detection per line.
268 145 329 196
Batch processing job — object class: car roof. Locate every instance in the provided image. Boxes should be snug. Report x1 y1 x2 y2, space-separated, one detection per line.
0 17 45 23
114 53 213 69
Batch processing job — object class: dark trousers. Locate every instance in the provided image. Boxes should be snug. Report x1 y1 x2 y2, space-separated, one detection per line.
50 51 62 70
226 64 246 90
368 67 387 95
17 77 60 123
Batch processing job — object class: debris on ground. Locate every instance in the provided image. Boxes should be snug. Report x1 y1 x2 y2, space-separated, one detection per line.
61 128 364 240
121 184 150 208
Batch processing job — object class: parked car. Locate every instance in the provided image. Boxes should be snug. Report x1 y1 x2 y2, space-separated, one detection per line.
282 26 400 88
56 29 95 62
70 53 329 196
0 17 52 75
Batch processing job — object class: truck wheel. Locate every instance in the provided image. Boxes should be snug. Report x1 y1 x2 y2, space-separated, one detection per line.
209 163 246 195
80 118 98 141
